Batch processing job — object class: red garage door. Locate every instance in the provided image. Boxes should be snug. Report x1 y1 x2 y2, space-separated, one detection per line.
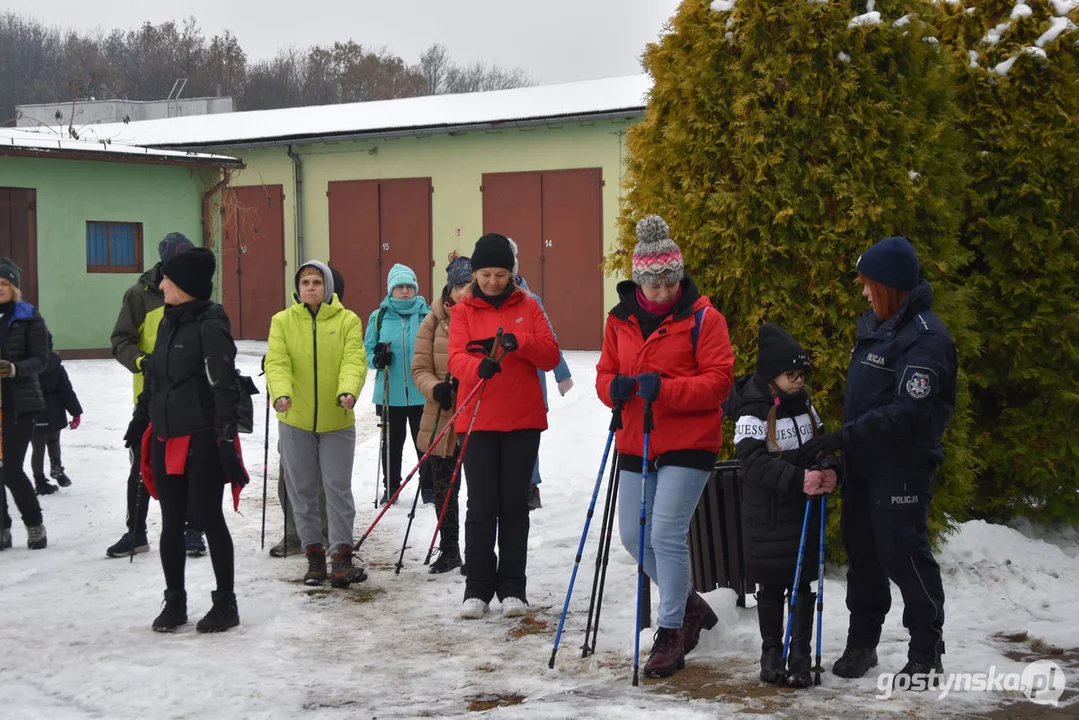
0 188 38 307
221 185 286 340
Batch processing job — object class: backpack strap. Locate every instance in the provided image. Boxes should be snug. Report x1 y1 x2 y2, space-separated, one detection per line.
690 306 707 354
375 307 387 339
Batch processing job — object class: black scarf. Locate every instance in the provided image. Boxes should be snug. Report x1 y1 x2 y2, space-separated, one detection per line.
473 283 515 309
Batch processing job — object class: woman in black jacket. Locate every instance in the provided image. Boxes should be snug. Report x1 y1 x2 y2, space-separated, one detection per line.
141 248 249 633
728 324 836 687
0 257 49 551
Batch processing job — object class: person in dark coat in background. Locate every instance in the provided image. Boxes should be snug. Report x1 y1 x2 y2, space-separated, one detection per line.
727 324 837 687
30 333 83 493
0 257 49 551
803 236 957 688
141 247 249 634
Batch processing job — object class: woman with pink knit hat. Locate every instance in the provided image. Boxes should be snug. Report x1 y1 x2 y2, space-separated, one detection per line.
595 215 736 678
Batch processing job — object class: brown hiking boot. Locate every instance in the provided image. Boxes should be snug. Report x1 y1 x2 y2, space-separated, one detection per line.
644 627 686 678
330 544 368 588
304 544 327 586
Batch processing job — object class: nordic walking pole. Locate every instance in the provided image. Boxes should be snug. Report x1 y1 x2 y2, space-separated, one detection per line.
584 455 620 657
813 493 828 686
424 390 482 563
355 378 488 549
550 403 621 669
396 404 442 574
782 498 813 681
375 373 390 508
260 364 271 550
632 398 655 687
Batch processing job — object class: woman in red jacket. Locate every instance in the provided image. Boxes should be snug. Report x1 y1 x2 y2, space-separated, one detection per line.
448 233 560 620
596 215 735 678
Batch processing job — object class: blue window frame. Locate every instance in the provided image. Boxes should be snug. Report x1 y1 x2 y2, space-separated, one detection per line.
86 221 143 273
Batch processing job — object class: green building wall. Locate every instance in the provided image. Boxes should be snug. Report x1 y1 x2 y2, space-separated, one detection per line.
0 156 213 352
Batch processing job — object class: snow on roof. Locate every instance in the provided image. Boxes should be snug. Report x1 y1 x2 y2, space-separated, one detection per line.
80 74 653 149
0 126 240 164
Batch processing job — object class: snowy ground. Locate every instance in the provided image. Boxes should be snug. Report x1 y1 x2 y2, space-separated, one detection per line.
1 344 1077 719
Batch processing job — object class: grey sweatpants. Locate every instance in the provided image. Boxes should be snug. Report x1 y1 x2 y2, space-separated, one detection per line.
279 422 357 550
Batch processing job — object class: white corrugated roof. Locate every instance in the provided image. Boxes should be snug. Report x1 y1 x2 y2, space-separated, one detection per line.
0 127 240 164
79 74 653 149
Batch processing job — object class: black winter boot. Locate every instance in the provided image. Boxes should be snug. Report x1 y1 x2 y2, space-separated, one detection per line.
35 475 59 495
832 646 879 679
893 659 945 690
196 591 239 633
429 544 463 574
683 591 718 654
152 590 188 632
51 465 73 487
786 592 816 688
756 588 786 684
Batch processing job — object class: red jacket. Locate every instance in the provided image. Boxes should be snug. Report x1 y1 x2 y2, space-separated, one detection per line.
448 287 561 433
595 283 735 458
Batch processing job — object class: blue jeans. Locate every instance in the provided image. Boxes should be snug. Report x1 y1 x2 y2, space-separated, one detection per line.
531 457 541 485
618 465 711 629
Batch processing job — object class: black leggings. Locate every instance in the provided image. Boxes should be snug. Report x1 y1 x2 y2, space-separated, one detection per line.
30 430 62 478
377 405 425 490
152 432 234 592
426 450 462 549
2 412 43 529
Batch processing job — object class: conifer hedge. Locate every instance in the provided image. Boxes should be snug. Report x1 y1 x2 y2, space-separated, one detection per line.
613 0 980 548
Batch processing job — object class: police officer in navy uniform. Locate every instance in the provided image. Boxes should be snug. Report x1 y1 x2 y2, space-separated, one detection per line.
804 236 957 688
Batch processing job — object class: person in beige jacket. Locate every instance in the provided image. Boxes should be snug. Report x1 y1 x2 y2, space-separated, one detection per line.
411 254 473 574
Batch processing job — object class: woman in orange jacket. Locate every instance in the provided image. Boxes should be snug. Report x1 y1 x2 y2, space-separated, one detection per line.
595 215 735 678
447 233 560 620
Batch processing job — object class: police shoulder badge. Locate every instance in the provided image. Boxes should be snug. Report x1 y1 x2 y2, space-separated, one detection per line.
906 371 931 399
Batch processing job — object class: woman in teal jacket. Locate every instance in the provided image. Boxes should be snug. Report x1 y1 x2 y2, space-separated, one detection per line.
365 263 431 505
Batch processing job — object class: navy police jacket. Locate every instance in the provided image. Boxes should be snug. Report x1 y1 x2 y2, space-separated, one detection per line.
841 280 957 486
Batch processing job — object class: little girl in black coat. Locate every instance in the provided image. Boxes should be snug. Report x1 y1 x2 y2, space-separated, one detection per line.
727 324 837 687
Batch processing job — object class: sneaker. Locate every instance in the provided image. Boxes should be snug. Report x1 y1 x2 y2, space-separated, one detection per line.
51 467 73 488
421 487 435 506
528 485 542 511
428 547 463 574
27 524 47 550
460 598 489 619
106 531 150 558
185 529 206 557
268 537 302 558
502 597 529 618
35 480 59 496
1 527 12 550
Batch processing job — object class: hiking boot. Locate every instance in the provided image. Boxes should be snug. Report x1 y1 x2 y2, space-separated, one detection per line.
683 591 718 654
893 660 945 690
832 646 878 679
107 531 150 558
459 598 489 619
786 592 816 688
27 524 47 550
51 466 73 488
269 537 302 558
152 590 188 632
196 590 239 633
528 484 542 511
644 627 686 678
304 544 327 586
756 589 785 684
421 487 435 506
35 479 59 495
185 529 206 557
428 546 463 574
330 544 368 588
1 527 12 550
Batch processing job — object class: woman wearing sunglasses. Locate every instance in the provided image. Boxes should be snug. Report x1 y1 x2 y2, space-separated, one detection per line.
726 324 837 687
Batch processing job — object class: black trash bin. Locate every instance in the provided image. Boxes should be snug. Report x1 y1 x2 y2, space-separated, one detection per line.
688 460 754 607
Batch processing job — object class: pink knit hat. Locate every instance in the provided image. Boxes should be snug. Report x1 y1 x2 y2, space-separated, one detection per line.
632 215 684 286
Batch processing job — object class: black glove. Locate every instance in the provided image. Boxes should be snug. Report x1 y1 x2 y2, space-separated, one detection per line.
432 381 454 410
803 430 842 459
466 337 497 356
124 402 150 449
217 439 250 487
635 372 662 402
0 359 15 378
477 356 502 380
138 355 153 376
609 375 636 404
499 333 519 353
372 342 393 369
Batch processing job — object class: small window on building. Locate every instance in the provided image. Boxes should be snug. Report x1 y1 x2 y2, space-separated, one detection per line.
86 221 144 273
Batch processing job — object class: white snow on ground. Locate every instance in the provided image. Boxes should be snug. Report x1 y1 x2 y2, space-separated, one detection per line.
1 346 1077 718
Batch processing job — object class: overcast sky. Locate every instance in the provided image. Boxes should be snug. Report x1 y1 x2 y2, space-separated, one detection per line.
5 0 684 85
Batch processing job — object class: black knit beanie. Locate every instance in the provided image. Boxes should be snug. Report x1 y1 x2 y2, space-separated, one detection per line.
470 233 515 272
756 324 811 383
162 247 216 301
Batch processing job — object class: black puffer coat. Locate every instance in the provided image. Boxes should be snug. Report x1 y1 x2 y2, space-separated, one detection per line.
728 374 833 585
2 301 49 417
35 352 83 433
145 300 241 440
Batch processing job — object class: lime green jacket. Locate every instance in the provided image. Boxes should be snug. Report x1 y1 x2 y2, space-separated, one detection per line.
265 295 367 433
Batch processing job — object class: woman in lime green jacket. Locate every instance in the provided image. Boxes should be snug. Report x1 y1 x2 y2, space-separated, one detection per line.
265 260 368 589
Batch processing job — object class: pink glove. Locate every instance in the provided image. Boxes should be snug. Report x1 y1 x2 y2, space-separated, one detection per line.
820 468 838 494
803 469 825 495
68 415 81 430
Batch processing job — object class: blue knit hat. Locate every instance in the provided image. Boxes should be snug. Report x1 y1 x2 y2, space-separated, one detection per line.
857 236 920 290
158 232 195 263
387 263 418 293
446 254 473 287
